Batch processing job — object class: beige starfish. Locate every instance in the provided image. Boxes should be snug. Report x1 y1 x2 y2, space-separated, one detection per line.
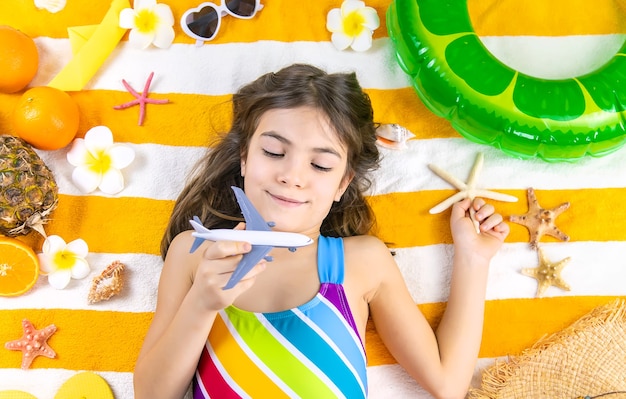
522 246 571 297
429 152 518 232
509 187 570 249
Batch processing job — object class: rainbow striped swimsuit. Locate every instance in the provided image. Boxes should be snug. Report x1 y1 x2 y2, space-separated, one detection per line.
193 236 368 398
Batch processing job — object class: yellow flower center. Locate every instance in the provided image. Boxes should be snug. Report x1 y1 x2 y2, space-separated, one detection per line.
53 250 77 271
134 9 159 34
88 150 112 175
342 11 366 37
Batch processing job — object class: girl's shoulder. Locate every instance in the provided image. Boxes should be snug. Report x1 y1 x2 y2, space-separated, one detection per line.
342 234 400 304
343 234 393 260
166 230 207 266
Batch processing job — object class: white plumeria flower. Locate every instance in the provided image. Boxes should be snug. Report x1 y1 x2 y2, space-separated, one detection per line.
39 235 90 290
326 0 380 52
119 0 175 49
67 126 135 195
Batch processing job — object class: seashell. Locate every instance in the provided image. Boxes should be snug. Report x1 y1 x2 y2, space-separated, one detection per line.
375 123 415 150
34 0 67 13
88 260 125 304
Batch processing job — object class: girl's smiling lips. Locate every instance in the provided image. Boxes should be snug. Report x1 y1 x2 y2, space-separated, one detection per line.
269 192 305 207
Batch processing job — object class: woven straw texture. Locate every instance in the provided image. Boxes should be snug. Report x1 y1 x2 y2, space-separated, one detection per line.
469 299 626 399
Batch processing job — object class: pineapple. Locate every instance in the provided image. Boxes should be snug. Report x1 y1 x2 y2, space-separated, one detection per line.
0 134 58 237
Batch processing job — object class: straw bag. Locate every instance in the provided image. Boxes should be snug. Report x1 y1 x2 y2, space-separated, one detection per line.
469 299 626 399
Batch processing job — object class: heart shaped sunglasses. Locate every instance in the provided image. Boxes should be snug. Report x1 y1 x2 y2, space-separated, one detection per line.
180 0 264 46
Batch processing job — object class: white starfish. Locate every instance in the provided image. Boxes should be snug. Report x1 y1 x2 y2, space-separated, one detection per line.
428 152 518 232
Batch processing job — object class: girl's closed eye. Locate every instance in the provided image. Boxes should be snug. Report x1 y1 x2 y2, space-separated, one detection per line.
312 162 332 172
263 149 283 158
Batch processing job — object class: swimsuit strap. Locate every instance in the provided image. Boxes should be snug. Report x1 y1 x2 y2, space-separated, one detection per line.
317 235 344 285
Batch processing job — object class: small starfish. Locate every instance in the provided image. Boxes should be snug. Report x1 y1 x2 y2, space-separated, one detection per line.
429 152 518 232
113 72 169 126
522 246 571 297
509 187 570 249
5 319 57 369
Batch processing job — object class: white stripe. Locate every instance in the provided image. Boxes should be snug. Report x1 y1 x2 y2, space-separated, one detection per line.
0 369 134 399
292 304 367 397
36 137 626 202
480 34 626 80
32 38 411 94
35 144 203 201
32 34 625 96
255 312 346 399
0 253 161 312
366 357 505 399
5 239 621 314
0 359 501 399
395 241 626 304
370 137 626 195
219 310 301 398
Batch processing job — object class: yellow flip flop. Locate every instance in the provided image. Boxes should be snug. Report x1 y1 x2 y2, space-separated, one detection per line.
0 391 38 399
54 372 114 399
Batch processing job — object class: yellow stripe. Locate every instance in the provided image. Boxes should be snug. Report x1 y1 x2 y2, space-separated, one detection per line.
2 297 622 371
4 0 623 41
368 188 625 248
0 309 152 371
0 88 458 148
1 0 390 43
18 195 173 255
12 187 626 254
468 0 626 36
210 315 289 397
365 296 626 366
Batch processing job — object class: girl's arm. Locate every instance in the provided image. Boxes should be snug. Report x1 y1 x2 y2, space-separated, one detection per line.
368 198 508 399
133 231 266 399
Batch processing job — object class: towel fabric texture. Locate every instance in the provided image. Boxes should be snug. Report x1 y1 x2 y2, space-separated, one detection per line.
0 0 625 398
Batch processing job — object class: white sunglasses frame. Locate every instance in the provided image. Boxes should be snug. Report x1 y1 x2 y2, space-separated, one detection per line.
180 0 264 47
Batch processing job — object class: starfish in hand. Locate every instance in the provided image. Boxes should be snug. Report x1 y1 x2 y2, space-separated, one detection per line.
522 246 571 297
5 319 57 369
509 187 570 249
113 72 169 126
429 152 518 232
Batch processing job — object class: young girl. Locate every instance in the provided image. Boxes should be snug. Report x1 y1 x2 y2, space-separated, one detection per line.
133 64 509 399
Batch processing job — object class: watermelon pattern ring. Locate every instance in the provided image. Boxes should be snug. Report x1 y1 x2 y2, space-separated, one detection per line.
387 0 626 162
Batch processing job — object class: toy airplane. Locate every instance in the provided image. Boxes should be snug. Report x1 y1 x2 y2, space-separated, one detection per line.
189 186 314 289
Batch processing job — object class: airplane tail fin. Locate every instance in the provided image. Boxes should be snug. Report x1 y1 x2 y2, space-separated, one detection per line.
189 216 208 253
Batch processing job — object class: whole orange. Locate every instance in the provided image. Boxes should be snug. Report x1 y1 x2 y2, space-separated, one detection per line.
13 86 80 150
0 25 39 94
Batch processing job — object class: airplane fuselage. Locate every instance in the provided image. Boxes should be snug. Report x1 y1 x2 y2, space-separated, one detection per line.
192 229 314 248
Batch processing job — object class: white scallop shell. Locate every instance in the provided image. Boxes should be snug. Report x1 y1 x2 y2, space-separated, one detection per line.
375 123 416 150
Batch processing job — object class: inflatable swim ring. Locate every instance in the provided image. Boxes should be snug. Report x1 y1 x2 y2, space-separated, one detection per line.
387 0 626 162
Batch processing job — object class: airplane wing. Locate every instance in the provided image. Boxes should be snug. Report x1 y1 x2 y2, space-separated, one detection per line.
231 186 271 231
223 244 272 290
189 216 209 253
225 187 273 289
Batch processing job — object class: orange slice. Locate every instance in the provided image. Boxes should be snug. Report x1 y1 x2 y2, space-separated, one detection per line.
0 236 39 296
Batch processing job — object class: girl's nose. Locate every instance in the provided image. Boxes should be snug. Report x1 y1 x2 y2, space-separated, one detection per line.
279 160 305 188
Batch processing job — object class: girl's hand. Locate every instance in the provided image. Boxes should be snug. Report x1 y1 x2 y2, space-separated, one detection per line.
189 223 267 311
450 198 509 263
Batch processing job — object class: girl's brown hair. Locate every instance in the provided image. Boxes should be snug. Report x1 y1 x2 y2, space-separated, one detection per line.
161 64 380 259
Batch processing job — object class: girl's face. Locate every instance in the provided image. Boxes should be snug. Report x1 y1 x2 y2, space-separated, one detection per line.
241 106 352 236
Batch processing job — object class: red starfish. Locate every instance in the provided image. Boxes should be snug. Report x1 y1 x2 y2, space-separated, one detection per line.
113 72 169 126
5 319 57 369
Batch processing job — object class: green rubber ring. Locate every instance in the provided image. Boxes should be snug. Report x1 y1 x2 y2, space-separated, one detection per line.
387 0 626 162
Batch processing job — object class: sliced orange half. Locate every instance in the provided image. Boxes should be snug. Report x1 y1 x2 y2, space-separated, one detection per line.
0 236 40 296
